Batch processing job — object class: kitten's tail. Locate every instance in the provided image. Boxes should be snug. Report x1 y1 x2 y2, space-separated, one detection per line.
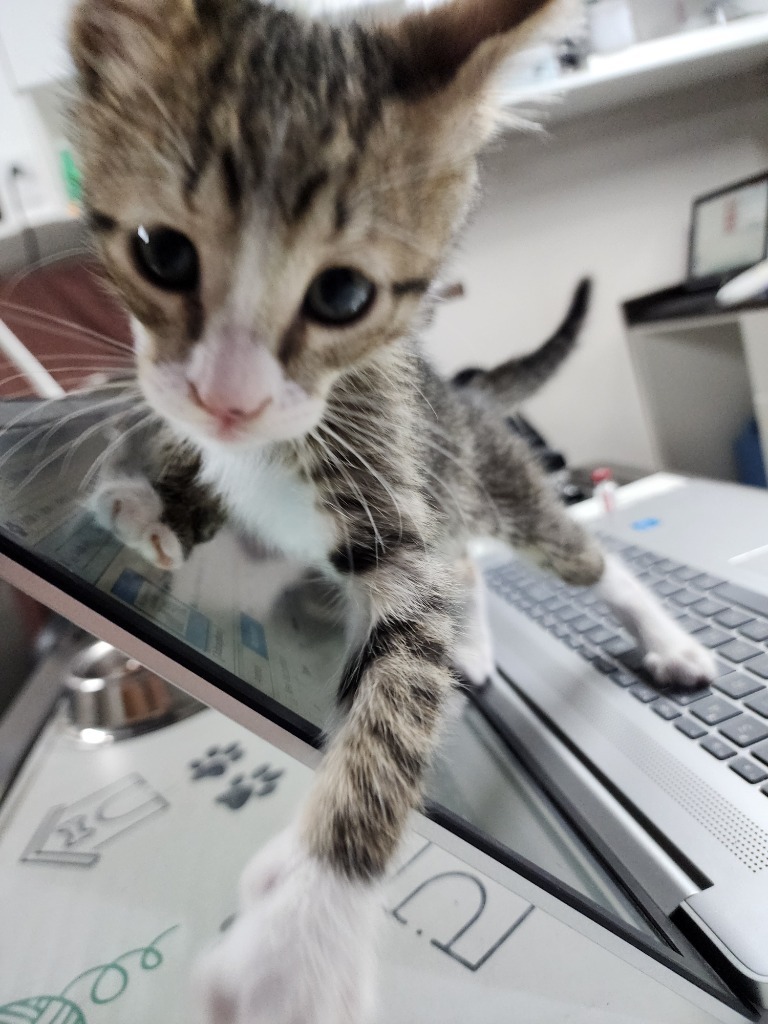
452 277 592 409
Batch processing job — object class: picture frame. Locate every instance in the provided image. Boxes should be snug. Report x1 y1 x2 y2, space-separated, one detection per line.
688 170 768 285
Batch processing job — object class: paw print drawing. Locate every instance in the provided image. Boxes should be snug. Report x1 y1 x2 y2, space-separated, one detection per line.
189 743 244 780
216 765 284 811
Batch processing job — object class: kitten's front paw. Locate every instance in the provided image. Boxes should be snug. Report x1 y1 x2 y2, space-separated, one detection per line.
643 630 716 689
197 831 379 1024
90 476 184 570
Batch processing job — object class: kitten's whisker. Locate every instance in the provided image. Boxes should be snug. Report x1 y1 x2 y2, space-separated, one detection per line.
60 405 148 477
79 411 159 495
0 393 136 473
310 427 384 553
0 363 133 396
4 404 145 498
0 248 91 300
24 392 138 468
318 419 422 554
0 302 134 354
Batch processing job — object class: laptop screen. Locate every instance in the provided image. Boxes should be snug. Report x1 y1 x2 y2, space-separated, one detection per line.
689 173 768 284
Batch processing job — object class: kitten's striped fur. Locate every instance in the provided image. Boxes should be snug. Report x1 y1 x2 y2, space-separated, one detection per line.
69 1 714 1019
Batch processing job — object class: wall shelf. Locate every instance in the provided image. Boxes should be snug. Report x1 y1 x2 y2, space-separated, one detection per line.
503 15 768 120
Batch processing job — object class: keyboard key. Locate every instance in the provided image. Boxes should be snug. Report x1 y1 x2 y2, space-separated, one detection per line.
714 673 764 700
557 605 584 623
715 609 755 629
719 715 768 747
714 660 735 679
718 639 763 663
630 682 660 703
739 620 768 643
690 696 742 725
592 656 616 674
652 698 681 720
656 559 683 574
729 758 768 784
712 582 768 619
616 646 646 672
602 636 637 658
674 590 708 607
653 580 683 598
751 740 768 766
700 736 736 760
636 552 662 568
690 626 732 649
572 614 599 634
674 613 705 634
744 690 768 718
675 717 707 739
672 566 699 583
585 625 617 646
620 544 643 559
692 598 728 618
744 654 768 679
690 573 724 591
611 669 636 688
672 688 712 706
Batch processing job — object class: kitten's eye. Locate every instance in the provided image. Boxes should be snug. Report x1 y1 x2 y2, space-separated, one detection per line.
303 267 375 326
132 226 199 292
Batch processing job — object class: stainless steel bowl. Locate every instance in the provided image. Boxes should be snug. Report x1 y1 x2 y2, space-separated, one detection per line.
63 640 202 743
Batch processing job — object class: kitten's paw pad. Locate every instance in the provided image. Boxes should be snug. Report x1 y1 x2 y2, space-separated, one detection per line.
196 832 378 1024
643 638 715 689
90 477 184 570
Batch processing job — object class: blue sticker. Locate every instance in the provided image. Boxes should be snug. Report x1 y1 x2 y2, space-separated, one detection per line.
240 614 268 659
111 568 144 604
631 517 661 532
185 610 210 650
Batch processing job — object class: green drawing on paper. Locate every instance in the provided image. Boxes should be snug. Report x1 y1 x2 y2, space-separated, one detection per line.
0 925 179 1024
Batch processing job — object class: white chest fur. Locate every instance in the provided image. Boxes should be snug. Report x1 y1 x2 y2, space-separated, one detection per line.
200 446 336 564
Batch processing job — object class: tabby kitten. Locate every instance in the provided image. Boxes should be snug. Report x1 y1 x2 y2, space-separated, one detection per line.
68 1 714 1022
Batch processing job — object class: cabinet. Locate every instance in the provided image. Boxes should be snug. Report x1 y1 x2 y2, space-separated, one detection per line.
626 309 768 483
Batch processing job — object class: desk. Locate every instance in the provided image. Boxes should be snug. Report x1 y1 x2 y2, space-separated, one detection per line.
625 301 768 483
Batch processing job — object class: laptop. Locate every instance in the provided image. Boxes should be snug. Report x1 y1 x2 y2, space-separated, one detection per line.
474 472 768 1012
0 395 763 1020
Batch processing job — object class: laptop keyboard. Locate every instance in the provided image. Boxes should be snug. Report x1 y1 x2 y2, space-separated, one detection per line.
483 534 768 796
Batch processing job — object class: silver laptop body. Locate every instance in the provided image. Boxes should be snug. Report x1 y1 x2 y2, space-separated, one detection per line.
475 475 768 1007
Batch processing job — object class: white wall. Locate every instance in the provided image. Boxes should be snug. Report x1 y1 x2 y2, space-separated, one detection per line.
422 71 768 473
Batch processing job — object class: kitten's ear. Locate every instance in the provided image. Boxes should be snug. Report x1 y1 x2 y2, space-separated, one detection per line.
388 0 579 135
69 0 204 94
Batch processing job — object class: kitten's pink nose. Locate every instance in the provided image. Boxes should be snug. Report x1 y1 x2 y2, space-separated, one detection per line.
188 382 272 424
187 333 283 428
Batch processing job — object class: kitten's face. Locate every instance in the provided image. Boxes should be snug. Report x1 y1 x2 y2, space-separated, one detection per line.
70 0 558 449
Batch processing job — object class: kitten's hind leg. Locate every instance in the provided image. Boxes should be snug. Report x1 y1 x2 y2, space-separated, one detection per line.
90 474 185 570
